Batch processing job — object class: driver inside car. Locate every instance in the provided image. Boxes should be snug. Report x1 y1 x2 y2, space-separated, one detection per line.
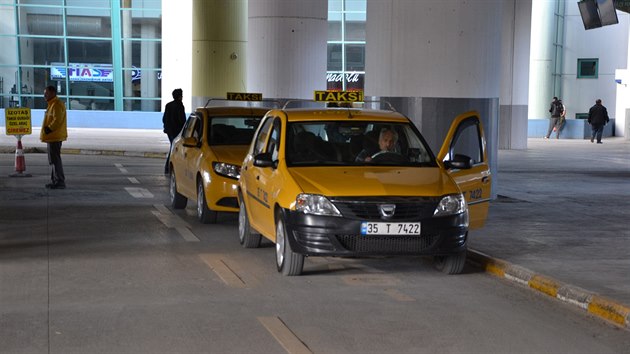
355 127 399 162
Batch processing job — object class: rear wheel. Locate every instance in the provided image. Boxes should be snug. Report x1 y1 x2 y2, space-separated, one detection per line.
238 201 261 248
197 181 217 224
169 171 187 209
275 216 304 276
433 251 466 275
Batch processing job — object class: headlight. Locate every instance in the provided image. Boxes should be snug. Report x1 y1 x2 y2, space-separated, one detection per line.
212 162 241 180
296 194 342 217
433 193 467 217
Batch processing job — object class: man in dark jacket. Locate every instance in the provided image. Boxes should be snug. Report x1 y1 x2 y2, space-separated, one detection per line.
587 99 609 144
163 88 186 173
545 96 563 139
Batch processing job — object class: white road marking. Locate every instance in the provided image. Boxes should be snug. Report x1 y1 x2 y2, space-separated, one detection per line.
124 187 154 198
151 205 199 242
258 316 312 354
127 177 140 184
114 163 129 174
199 254 246 288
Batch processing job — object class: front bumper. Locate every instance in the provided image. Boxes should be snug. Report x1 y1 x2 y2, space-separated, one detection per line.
282 209 467 257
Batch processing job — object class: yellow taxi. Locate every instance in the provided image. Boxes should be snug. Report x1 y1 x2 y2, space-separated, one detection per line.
168 93 271 223
237 91 491 275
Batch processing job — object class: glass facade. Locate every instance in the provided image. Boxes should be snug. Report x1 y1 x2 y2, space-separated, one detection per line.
327 0 366 92
0 0 161 111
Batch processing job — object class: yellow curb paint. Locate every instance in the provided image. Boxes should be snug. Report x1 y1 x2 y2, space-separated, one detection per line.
587 296 630 326
144 152 167 158
484 260 506 277
61 148 81 155
528 275 559 298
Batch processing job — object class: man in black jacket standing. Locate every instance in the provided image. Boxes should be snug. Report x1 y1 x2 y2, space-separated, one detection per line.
587 99 609 144
163 88 186 173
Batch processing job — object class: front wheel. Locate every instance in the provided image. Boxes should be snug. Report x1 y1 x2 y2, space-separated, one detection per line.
275 216 304 276
433 251 466 275
170 171 187 209
238 201 261 248
197 181 217 224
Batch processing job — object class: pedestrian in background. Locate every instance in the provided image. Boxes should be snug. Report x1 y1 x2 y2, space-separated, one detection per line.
162 88 186 174
545 96 564 139
588 99 609 144
40 85 67 189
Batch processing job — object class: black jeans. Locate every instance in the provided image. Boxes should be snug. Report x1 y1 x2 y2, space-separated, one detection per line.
47 141 65 185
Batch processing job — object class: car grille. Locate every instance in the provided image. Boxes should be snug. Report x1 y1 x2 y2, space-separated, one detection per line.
335 233 438 254
331 196 440 220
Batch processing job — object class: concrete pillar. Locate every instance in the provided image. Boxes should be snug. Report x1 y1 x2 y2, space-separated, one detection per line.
528 0 558 119
247 0 327 99
191 0 247 109
366 0 502 192
161 0 192 112
499 0 532 149
141 24 158 112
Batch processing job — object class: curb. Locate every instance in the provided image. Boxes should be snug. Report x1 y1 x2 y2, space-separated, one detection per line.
0 146 166 159
467 249 630 329
61 148 167 159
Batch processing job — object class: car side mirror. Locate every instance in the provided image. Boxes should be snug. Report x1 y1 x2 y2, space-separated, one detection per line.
182 137 200 148
253 152 276 168
444 154 473 170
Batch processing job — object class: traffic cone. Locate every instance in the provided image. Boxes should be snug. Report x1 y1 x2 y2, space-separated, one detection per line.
9 139 32 177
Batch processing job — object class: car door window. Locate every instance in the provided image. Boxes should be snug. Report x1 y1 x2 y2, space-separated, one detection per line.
267 119 281 161
253 117 275 155
182 115 200 139
447 118 483 164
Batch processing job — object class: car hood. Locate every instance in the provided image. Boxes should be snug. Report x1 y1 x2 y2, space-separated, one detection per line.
288 166 458 197
210 145 250 165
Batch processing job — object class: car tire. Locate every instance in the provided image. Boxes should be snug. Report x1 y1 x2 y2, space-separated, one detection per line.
238 201 261 248
170 171 187 209
275 216 304 276
433 251 466 275
197 181 218 224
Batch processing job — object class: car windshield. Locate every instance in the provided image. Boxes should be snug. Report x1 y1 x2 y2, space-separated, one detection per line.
286 121 436 166
208 116 263 145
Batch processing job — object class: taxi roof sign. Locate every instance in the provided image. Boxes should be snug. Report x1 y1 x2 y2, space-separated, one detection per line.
226 92 263 101
314 90 364 102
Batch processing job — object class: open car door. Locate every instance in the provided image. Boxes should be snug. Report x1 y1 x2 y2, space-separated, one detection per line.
437 111 492 229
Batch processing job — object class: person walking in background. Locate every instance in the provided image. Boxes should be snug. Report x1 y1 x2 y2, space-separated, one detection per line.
162 88 186 174
545 96 564 139
554 99 567 139
40 85 68 189
588 99 609 144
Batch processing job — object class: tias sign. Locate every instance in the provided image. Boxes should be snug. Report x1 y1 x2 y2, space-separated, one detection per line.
50 63 114 82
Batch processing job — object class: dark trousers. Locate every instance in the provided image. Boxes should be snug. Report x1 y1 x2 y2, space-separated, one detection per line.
546 117 560 138
591 124 604 143
165 135 175 174
47 141 65 185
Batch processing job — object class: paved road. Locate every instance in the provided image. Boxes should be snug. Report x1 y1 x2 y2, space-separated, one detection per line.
1 153 629 353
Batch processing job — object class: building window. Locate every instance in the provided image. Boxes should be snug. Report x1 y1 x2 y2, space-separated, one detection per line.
577 58 598 78
0 1 162 112
327 0 365 92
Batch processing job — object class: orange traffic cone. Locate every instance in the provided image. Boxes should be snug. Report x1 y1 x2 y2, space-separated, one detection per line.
9 138 32 177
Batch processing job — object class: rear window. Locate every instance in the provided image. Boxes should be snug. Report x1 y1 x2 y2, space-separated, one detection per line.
207 117 263 145
286 121 436 167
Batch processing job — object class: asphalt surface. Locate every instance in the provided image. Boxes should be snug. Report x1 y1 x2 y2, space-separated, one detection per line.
1 127 629 330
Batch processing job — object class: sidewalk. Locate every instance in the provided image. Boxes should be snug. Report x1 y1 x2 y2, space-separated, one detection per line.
1 128 629 328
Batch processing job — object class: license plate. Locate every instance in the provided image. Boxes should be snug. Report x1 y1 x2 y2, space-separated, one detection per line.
360 222 421 236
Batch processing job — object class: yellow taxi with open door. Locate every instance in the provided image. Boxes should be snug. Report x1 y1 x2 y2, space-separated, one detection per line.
168 93 273 223
237 91 491 275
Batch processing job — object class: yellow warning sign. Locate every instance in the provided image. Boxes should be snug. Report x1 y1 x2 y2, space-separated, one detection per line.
226 92 263 101
314 90 364 102
5 107 32 135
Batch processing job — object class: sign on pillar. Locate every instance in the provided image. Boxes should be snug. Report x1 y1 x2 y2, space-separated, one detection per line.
4 107 33 177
